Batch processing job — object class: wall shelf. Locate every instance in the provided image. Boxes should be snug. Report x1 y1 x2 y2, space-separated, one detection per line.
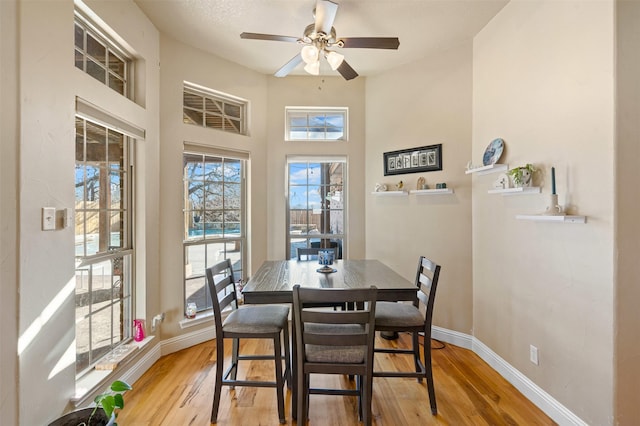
370 190 408 196
488 186 541 196
465 163 508 175
516 214 587 224
409 188 454 195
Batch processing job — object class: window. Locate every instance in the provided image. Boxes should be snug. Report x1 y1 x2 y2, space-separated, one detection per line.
183 151 246 315
74 14 131 96
75 117 133 375
287 157 346 259
183 83 248 135
285 107 348 141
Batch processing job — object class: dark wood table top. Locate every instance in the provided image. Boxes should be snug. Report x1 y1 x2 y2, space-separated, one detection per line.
242 259 417 304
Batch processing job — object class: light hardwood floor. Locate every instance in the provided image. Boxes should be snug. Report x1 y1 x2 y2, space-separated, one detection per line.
118 333 556 425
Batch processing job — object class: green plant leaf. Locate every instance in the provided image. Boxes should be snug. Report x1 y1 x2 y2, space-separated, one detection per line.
101 395 116 418
110 380 132 392
114 393 125 409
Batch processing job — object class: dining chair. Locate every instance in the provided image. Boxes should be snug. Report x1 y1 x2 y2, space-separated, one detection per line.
373 255 441 415
206 259 290 424
296 246 336 261
292 285 377 426
296 247 343 310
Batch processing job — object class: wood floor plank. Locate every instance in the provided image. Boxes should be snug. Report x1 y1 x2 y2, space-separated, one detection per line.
118 333 556 425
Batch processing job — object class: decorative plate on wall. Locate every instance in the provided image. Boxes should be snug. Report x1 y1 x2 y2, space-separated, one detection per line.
482 138 504 166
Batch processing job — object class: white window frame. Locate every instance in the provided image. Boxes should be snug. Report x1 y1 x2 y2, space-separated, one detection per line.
182 146 248 316
74 10 133 98
183 82 249 136
74 113 136 377
286 155 347 260
285 106 348 142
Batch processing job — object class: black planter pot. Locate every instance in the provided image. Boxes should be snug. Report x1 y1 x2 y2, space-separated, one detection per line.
48 407 112 426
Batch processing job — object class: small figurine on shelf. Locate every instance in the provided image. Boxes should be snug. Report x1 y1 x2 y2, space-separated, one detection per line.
416 177 426 190
374 183 387 192
396 180 404 190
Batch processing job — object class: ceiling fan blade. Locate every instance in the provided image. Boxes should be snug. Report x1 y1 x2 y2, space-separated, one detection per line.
274 53 303 78
240 32 300 43
339 37 400 50
314 0 338 34
336 59 358 81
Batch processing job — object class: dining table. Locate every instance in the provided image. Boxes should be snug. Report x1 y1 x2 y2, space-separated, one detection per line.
242 258 418 419
242 259 417 304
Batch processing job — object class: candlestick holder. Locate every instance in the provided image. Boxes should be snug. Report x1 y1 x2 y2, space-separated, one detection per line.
544 193 563 216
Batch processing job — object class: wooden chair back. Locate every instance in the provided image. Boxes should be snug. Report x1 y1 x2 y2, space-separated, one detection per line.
205 259 238 335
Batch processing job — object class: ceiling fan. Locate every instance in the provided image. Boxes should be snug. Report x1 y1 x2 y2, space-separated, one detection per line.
240 0 400 81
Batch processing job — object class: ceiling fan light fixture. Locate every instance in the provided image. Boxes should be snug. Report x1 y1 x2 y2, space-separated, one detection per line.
325 50 344 70
304 60 320 75
301 45 319 64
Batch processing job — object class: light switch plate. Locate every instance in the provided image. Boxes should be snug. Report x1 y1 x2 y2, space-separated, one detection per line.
42 207 56 231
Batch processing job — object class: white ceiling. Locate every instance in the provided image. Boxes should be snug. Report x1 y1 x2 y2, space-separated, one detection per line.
134 0 509 79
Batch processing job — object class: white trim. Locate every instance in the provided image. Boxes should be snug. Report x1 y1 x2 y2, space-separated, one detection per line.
471 338 588 426
160 325 216 356
118 323 587 426
285 106 348 141
76 97 145 139
119 341 161 388
428 326 586 426
432 325 473 349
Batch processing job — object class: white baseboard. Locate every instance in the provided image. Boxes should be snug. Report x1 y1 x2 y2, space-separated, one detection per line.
471 338 587 426
123 324 585 426
428 326 586 426
432 325 473 349
119 342 161 387
160 325 215 356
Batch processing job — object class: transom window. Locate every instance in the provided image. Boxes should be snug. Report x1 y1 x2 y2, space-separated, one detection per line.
74 14 130 96
183 83 248 135
285 107 348 141
183 151 246 315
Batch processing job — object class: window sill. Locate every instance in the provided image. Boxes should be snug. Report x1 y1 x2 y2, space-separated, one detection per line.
179 311 212 329
72 336 155 405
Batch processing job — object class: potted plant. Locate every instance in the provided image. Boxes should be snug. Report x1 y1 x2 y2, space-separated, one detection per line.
49 380 132 426
507 163 536 187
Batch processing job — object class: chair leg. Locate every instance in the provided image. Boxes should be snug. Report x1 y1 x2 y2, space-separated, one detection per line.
424 340 437 415
296 367 305 425
412 332 423 383
363 374 373 426
230 337 240 385
211 339 225 423
283 322 291 389
273 334 286 424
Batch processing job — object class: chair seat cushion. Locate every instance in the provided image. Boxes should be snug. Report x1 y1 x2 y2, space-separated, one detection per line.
304 323 366 364
375 301 424 328
223 305 289 334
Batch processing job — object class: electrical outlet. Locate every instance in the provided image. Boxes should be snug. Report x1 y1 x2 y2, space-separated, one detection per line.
530 345 539 365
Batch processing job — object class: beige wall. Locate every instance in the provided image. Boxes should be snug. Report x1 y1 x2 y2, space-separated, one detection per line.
6 0 637 424
1 0 19 424
16 1 160 424
615 0 640 422
157 35 269 338
364 43 474 334
265 76 366 260
473 1 614 424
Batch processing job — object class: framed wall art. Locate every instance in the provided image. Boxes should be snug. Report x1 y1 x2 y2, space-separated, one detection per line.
383 144 442 176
